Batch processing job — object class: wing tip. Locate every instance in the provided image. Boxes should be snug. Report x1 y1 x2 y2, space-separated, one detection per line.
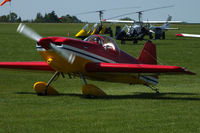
176 34 183 37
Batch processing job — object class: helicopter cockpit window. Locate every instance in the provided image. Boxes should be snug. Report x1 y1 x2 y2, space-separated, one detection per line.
84 35 119 51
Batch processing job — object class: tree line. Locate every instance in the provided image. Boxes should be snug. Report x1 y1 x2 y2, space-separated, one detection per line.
0 11 82 23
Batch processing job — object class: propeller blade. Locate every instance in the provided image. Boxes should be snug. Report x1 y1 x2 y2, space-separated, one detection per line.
50 43 75 64
17 23 42 42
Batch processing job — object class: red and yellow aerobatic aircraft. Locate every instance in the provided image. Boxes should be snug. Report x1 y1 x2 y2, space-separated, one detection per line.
0 24 195 96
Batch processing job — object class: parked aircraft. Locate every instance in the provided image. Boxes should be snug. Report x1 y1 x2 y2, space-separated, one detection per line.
75 23 113 39
103 6 183 44
75 7 140 39
149 15 179 39
0 24 195 96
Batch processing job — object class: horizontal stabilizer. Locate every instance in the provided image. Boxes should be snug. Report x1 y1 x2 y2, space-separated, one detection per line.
0 62 54 71
165 28 179 30
85 62 195 75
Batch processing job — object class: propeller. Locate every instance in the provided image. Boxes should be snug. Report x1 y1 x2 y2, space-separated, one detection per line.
17 23 75 64
49 43 76 64
17 23 42 42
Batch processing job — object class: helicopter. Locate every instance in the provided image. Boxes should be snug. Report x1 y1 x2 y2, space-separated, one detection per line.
75 10 113 39
75 7 139 39
103 5 177 44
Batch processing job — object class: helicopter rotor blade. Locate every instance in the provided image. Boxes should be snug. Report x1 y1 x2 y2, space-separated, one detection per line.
74 6 140 16
108 5 174 20
138 5 174 13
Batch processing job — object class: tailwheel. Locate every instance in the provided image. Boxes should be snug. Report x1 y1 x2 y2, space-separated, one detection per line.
33 81 59 95
82 84 107 97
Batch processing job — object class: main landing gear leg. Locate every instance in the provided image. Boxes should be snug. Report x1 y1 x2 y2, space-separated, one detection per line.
79 73 107 97
44 71 60 94
33 71 60 95
145 84 160 94
79 73 87 85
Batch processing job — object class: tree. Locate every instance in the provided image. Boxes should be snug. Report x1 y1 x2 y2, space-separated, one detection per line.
0 15 9 22
120 17 133 21
43 11 59 23
10 12 18 22
0 11 82 23
60 14 81 23
0 12 21 23
34 13 44 23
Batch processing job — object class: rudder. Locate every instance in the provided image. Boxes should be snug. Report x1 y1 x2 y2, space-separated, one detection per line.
138 41 157 65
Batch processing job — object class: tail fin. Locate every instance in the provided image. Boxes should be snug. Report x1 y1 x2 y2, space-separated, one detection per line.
138 41 157 65
138 41 158 84
166 15 172 23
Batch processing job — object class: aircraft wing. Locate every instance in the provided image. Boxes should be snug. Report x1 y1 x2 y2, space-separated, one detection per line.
176 33 200 38
85 62 195 75
0 61 54 71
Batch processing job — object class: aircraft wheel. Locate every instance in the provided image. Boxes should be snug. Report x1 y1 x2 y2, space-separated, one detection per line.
82 84 107 97
149 33 153 39
162 32 166 39
121 40 125 45
155 33 161 39
33 81 59 95
133 39 138 44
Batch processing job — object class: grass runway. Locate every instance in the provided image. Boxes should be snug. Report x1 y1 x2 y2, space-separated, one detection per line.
0 23 200 133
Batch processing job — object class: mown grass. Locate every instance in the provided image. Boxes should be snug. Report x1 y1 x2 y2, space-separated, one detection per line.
0 23 200 133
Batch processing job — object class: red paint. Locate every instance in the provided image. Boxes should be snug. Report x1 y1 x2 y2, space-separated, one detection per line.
176 34 183 37
85 62 195 75
1 35 195 83
138 41 157 64
0 62 54 71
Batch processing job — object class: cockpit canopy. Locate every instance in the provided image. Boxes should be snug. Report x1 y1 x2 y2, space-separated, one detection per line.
84 35 119 51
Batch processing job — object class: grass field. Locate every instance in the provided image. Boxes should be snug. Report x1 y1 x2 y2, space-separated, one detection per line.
0 23 200 133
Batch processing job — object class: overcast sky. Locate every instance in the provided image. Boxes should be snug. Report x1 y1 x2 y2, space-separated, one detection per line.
0 0 199 23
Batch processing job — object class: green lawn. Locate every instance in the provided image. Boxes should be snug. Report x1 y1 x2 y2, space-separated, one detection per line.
0 23 200 133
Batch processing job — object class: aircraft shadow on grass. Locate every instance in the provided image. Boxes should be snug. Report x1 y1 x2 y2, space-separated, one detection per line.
16 91 200 101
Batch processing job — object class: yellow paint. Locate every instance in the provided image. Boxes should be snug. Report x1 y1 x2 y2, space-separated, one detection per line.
38 48 149 87
75 29 88 38
38 51 90 73
75 25 107 38
82 84 107 97
99 26 107 34
33 81 59 95
90 28 97 35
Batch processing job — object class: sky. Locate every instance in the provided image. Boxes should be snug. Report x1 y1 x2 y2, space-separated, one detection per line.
0 0 200 23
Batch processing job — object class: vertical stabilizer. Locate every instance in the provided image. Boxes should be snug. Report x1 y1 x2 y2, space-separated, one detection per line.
138 41 158 84
166 15 172 23
162 15 172 28
138 41 157 64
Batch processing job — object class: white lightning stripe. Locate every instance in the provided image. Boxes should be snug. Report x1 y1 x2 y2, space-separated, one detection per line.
61 45 116 63
140 76 158 85
36 44 116 63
